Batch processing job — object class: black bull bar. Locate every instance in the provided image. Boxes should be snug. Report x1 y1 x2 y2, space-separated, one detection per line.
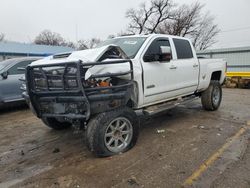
25 59 134 121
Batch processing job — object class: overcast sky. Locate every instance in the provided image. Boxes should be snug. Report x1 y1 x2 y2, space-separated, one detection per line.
0 0 250 49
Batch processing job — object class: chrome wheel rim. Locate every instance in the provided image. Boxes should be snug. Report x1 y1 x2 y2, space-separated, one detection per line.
213 86 221 106
104 117 133 153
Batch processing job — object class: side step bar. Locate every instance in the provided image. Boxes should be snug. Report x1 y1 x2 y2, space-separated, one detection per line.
143 95 199 116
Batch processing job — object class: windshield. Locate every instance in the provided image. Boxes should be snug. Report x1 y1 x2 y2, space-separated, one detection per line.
97 37 147 58
0 59 17 71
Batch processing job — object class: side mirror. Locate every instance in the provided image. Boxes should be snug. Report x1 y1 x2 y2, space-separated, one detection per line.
1 71 8 79
159 46 172 62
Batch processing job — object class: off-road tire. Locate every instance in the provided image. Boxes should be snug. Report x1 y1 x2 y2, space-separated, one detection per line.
42 117 72 130
86 107 139 157
201 80 222 111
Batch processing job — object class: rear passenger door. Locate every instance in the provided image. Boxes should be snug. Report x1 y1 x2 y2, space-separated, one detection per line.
170 38 199 96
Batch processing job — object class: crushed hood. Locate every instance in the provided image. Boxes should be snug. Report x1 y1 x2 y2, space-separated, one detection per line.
30 45 132 80
30 45 128 66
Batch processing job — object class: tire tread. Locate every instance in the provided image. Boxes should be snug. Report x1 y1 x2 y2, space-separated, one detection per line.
86 107 139 157
201 80 222 111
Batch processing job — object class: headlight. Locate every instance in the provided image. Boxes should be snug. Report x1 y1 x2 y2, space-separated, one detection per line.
34 78 47 89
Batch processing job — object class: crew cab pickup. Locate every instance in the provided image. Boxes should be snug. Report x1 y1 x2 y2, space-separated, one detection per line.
24 34 226 157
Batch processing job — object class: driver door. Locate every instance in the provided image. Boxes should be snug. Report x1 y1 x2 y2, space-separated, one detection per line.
142 38 177 105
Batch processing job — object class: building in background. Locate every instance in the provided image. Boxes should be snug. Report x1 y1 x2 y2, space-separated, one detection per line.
197 46 250 88
197 46 250 73
0 41 74 61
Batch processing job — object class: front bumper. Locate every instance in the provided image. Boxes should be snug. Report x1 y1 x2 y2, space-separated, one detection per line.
25 60 134 121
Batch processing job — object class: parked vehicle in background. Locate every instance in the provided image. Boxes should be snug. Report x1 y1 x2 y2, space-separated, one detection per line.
0 57 41 108
23 34 226 157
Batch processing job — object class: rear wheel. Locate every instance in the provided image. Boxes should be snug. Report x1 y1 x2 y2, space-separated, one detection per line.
201 80 222 111
42 117 72 130
86 107 139 157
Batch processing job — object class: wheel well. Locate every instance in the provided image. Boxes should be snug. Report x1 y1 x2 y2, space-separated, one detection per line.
211 71 221 81
126 99 135 108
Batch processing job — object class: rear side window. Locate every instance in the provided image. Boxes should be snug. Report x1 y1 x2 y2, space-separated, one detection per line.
173 39 193 59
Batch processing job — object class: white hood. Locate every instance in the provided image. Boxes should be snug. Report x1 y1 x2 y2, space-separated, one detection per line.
30 45 131 80
30 45 118 66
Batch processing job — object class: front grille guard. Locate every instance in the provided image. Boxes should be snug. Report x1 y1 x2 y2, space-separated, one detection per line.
25 59 134 120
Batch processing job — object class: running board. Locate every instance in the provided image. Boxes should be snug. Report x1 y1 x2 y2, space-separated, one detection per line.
143 95 198 116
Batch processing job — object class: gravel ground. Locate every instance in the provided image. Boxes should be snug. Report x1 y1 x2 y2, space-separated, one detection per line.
0 88 249 188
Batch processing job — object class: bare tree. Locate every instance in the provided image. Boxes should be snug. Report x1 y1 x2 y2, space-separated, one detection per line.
76 38 101 50
190 13 219 50
147 0 174 33
126 1 219 49
76 40 88 50
62 41 76 49
158 2 203 36
157 2 219 50
0 33 5 42
126 3 156 34
86 38 101 49
126 0 173 34
34 30 80 49
34 30 102 50
34 30 65 46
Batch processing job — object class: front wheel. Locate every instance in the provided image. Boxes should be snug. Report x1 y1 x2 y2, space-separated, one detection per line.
86 108 139 157
201 80 222 111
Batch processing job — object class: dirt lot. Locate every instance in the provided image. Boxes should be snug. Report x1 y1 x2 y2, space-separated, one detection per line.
0 88 249 188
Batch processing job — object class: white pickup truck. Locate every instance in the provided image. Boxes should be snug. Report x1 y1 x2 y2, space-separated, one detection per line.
24 34 226 157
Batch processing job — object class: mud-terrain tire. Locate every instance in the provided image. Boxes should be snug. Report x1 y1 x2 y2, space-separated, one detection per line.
42 117 72 130
86 107 139 157
201 80 222 111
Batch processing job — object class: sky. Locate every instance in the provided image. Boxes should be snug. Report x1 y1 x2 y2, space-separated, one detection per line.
0 0 250 49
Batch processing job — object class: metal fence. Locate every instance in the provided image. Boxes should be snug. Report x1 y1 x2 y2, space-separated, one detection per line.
197 46 250 73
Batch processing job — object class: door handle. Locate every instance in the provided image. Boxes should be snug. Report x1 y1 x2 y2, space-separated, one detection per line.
169 65 177 70
193 64 199 68
147 84 155 89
